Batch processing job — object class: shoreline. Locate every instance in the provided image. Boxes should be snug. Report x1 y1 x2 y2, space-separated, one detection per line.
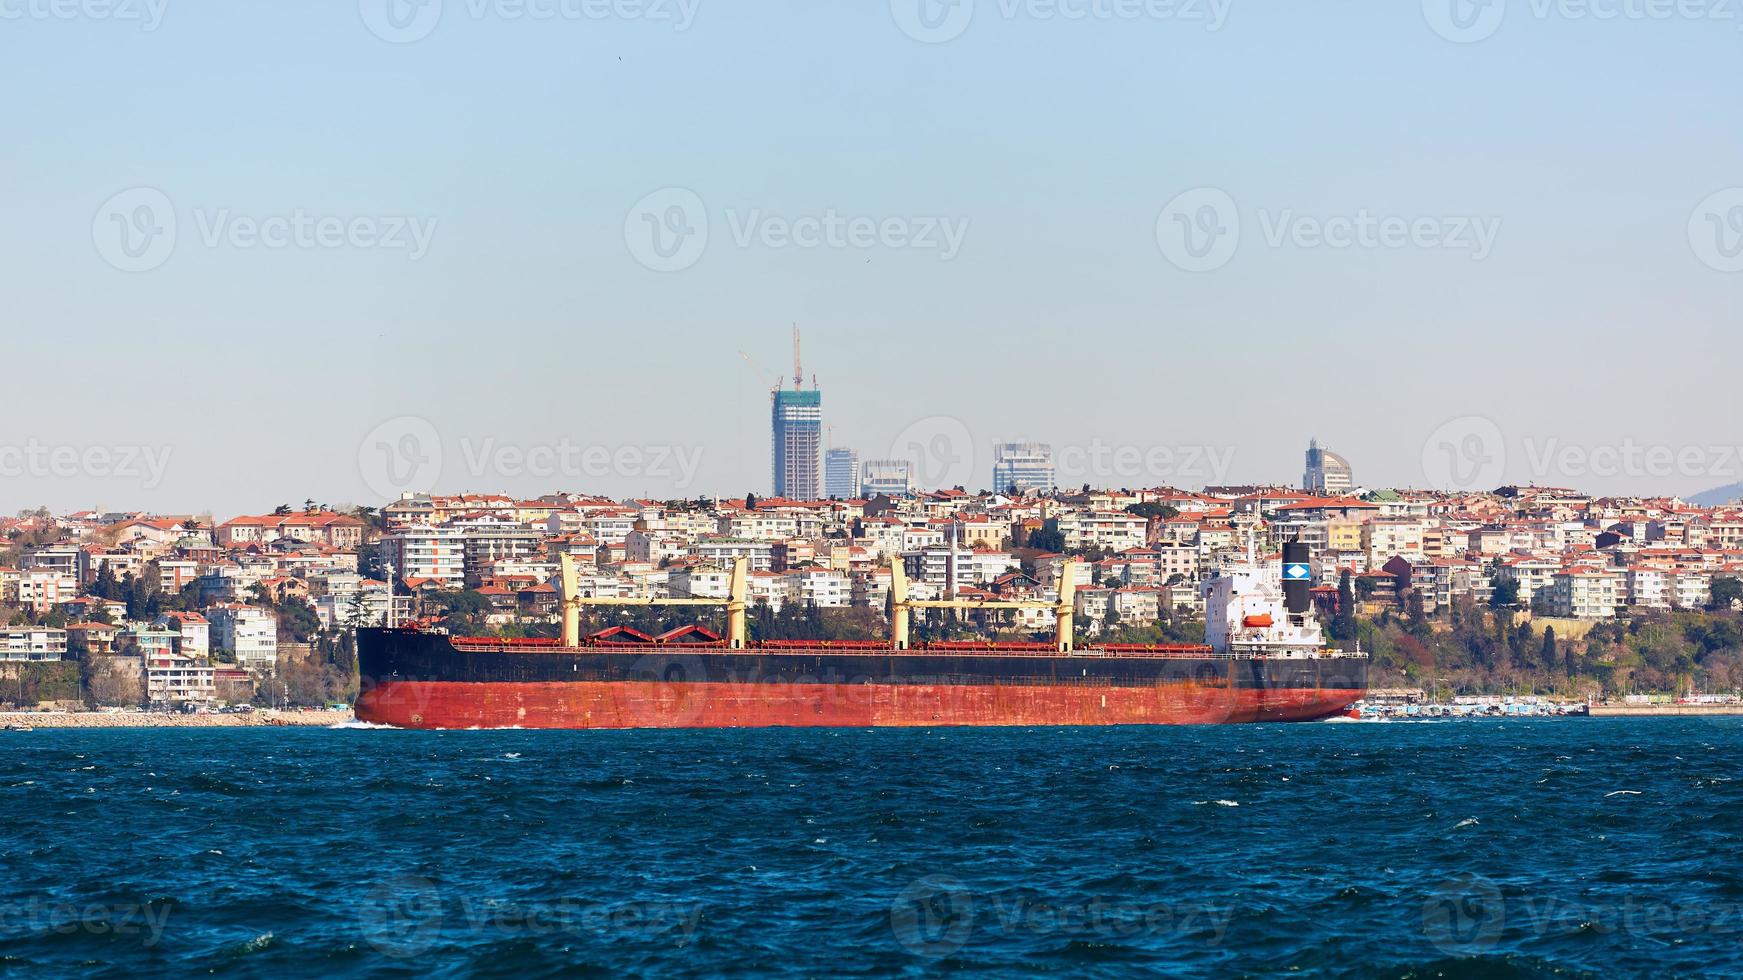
0 709 355 729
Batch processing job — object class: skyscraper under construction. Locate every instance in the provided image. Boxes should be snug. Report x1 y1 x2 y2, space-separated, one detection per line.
771 328 822 499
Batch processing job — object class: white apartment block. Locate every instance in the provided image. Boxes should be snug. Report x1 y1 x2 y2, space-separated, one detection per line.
316 585 411 631
1669 570 1713 610
584 513 639 545
142 651 215 706
908 547 1021 587
21 545 80 578
1546 568 1623 619
157 613 211 659
688 539 774 573
379 525 466 589
1625 567 1671 610
747 571 790 609
901 526 946 551
624 530 686 565
0 627 68 661
1363 519 1427 565
719 513 801 541
790 568 850 608
669 566 733 600
15 569 76 613
1497 557 1561 605
208 605 281 673
1056 512 1147 553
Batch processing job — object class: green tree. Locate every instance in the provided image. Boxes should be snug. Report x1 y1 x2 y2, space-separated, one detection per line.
1328 570 1357 643
276 597 323 643
1028 520 1066 553
1124 503 1180 521
90 563 121 601
1709 576 1742 611
1489 575 1521 609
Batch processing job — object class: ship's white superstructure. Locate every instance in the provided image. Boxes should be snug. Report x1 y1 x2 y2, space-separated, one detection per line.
1202 539 1332 658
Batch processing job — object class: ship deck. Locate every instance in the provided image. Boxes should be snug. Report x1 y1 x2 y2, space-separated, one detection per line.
441 635 1366 661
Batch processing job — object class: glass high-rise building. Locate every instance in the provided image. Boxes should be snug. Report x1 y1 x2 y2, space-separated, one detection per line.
860 459 914 498
824 447 859 499
771 389 823 499
1304 439 1353 494
992 442 1057 494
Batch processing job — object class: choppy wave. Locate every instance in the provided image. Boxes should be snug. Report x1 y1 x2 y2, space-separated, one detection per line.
0 719 1739 976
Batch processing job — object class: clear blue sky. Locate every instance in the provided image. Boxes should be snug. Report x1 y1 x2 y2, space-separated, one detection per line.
3 1 1740 515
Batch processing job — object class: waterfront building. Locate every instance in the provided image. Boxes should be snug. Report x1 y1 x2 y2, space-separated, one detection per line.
0 627 68 662
208 604 281 673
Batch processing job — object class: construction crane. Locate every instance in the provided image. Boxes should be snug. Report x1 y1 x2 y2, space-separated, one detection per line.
792 324 803 391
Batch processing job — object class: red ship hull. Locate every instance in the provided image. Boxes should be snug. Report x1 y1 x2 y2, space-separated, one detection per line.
357 679 1360 729
355 629 1366 730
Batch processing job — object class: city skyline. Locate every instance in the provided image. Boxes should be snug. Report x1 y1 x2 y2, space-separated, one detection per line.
12 409 1743 517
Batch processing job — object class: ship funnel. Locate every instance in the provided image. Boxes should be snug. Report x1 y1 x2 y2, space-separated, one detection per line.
1282 541 1311 615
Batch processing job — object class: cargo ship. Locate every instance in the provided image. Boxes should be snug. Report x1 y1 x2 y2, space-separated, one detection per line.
355 541 1365 729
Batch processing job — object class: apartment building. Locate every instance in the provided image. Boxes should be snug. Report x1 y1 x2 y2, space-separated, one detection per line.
1545 567 1624 619
208 604 281 672
0 627 68 662
378 525 466 589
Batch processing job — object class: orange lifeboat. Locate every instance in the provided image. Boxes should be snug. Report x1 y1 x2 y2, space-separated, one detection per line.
1242 613 1274 628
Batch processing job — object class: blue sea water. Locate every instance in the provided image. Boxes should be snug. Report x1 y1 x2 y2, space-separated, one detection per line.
2 718 1741 978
